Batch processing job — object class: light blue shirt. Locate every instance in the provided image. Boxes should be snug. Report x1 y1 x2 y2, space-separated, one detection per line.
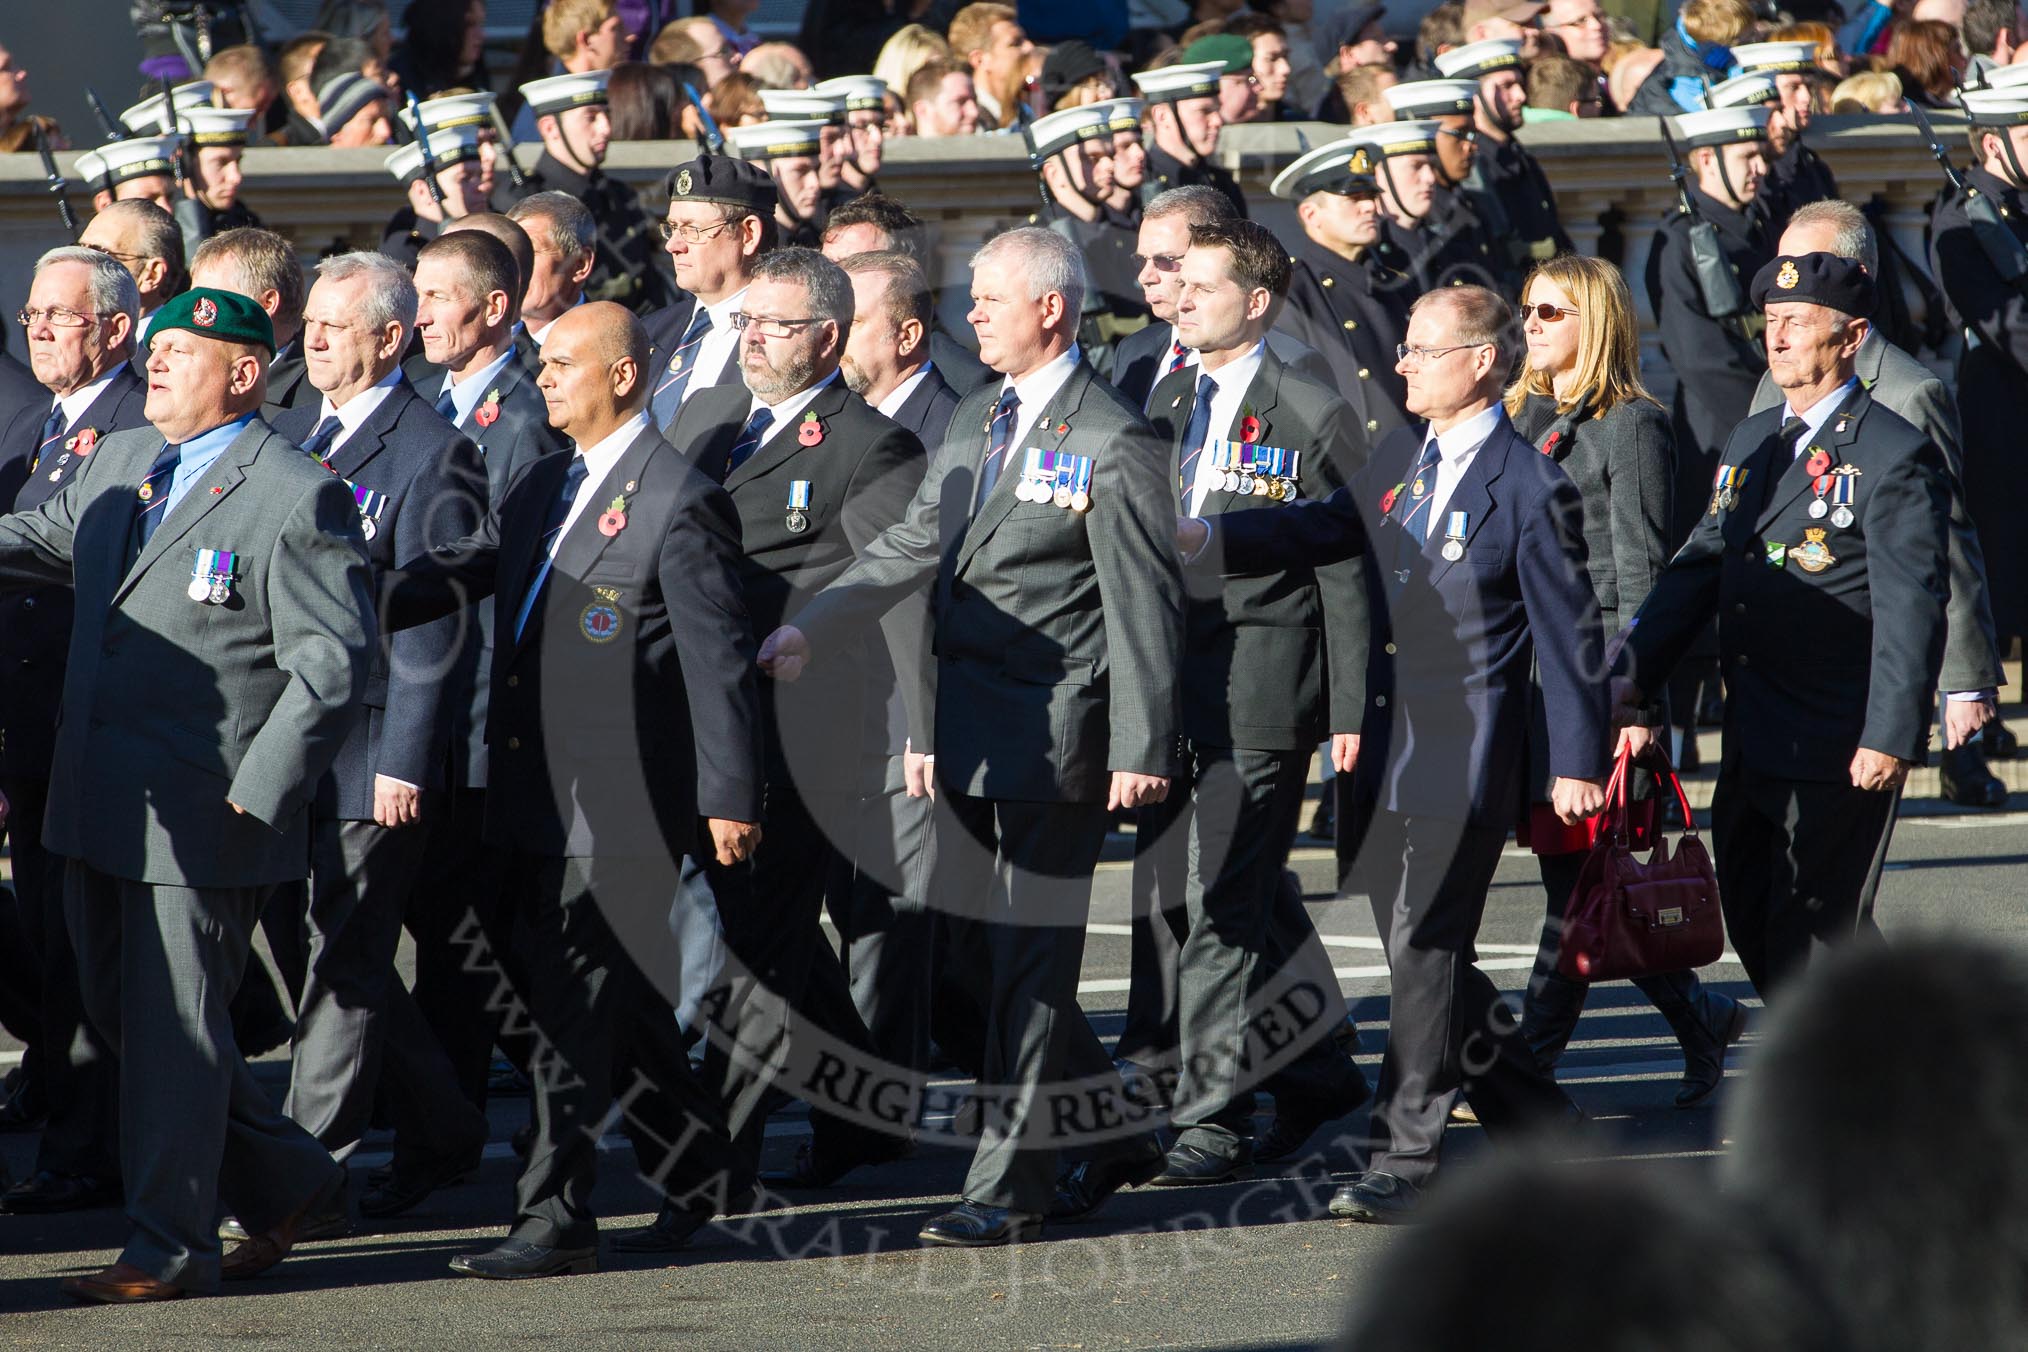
1783 377 1859 455
162 414 256 518
441 345 522 428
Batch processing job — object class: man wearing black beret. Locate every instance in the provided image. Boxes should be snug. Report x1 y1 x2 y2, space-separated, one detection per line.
642 154 781 435
1615 252 1953 998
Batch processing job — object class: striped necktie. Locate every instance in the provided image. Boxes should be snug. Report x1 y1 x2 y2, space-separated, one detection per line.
1176 372 1216 505
515 454 590 640
132 441 182 550
649 308 715 430
1397 437 1445 543
1166 339 1189 376
975 388 1020 506
726 407 773 476
300 415 343 463
33 405 67 473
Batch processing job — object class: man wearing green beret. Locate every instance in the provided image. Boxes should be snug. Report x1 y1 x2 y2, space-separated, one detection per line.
0 287 376 1303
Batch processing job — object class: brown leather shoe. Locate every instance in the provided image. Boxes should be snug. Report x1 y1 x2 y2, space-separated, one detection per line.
222 1172 346 1281
61 1262 187 1304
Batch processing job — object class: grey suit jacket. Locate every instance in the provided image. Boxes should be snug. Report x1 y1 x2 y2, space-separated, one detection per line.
1750 331 2002 692
0 418 373 887
794 357 1185 803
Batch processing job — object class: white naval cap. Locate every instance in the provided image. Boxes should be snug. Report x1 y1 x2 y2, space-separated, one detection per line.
759 88 845 122
1700 73 1778 110
1351 119 1444 158
182 105 256 147
1976 62 2028 91
813 75 887 112
519 70 610 118
1960 85 2028 125
1086 97 1145 135
1029 103 1114 159
1383 78 1479 119
1269 137 1380 200
399 90 498 137
1729 41 1821 77
727 118 827 160
1433 38 1524 81
1671 104 1771 148
1130 60 1226 105
76 135 185 191
384 125 487 184
121 80 215 134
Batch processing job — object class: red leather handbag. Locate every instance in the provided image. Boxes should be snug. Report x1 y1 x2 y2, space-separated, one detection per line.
1555 744 1725 984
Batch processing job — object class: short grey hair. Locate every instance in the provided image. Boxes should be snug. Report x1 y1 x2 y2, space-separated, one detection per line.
314 250 419 334
192 227 306 327
1412 284 1518 374
972 226 1086 320
35 245 140 327
507 190 596 263
1786 199 1878 280
751 246 855 341
1144 184 1237 228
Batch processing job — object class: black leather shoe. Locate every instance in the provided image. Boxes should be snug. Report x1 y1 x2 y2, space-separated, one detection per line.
1113 1057 1171 1112
918 1201 1042 1248
1941 744 2009 808
449 1238 598 1279
1255 1082 1371 1164
0 1069 44 1131
1148 1142 1249 1187
1048 1137 1165 1220
360 1143 486 1218
760 1134 911 1189
609 1186 756 1254
1 1170 119 1214
1675 999 1750 1109
1328 1171 1421 1223
1306 794 1335 842
219 1185 351 1246
1989 721 2019 760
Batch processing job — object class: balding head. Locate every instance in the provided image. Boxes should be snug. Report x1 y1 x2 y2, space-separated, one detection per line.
536 301 649 446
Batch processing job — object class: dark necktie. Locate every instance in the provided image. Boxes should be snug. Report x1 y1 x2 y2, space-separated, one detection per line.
649 308 715 430
33 405 67 473
1779 416 1808 456
434 385 459 422
1398 437 1445 543
300 415 343 463
1166 338 1189 376
975 388 1020 506
726 407 773 476
518 454 590 638
133 440 183 550
1176 372 1217 505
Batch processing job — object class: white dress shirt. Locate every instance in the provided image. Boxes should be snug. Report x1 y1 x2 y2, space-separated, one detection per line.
994 344 1081 469
514 412 648 640
875 363 934 421
1184 341 1265 516
1783 377 1858 453
1419 402 1505 530
683 288 749 409
440 344 521 427
316 366 405 456
744 369 838 451
53 362 126 429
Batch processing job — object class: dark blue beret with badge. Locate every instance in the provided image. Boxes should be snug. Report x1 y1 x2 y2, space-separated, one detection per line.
1750 251 1877 318
666 153 780 215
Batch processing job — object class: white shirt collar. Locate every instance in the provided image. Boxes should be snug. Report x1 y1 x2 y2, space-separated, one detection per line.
317 365 405 445
528 297 582 347
1784 377 1859 453
573 411 650 480
875 363 934 420
1001 344 1082 451
1425 402 1503 466
746 369 839 446
679 286 749 409
54 361 126 428
441 344 521 423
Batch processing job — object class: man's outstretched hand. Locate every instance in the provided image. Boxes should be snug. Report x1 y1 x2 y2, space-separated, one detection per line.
758 625 810 682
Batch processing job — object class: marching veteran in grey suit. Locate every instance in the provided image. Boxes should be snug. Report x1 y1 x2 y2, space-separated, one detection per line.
760 226 1185 1248
0 288 374 1302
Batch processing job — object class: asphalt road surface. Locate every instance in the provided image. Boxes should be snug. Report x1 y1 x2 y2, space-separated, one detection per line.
3 787 2024 1349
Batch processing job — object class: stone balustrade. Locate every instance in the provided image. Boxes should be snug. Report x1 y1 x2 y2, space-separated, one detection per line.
0 114 1960 392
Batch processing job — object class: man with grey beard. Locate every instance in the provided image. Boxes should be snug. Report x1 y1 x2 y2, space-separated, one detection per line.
612 248 928 1251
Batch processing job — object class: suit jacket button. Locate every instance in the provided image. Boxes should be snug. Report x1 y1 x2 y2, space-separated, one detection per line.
507 736 521 749
1367 420 1379 432
1322 276 1335 288
1733 603 1746 615
1358 368 1370 379
1735 654 1749 667
1384 642 1397 655
507 674 519 687
1342 319 1357 330
20 597 32 609
1374 694 1387 707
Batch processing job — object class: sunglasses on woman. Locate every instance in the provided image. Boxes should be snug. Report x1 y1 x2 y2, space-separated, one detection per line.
1518 302 1579 322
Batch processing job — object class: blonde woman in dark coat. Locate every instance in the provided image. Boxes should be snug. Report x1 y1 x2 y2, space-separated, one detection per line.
1507 254 1747 1109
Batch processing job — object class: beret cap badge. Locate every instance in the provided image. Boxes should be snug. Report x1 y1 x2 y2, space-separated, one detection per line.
193 297 218 327
1776 260 1799 290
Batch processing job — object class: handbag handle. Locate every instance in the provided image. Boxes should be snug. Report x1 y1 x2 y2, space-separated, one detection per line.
1631 740 1700 838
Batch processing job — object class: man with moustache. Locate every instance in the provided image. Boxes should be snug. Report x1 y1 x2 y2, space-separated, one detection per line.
819 193 992 394
0 247 150 1217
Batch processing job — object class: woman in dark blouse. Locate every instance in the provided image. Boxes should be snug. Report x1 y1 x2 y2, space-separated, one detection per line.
1506 254 1746 1109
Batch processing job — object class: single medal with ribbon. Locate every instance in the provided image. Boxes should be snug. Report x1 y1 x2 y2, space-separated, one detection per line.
1237 442 1258 497
1249 444 1271 497
1068 454 1093 512
1220 440 1242 494
1807 468 1831 519
1277 447 1302 500
351 482 389 541
1051 456 1075 509
786 479 811 533
188 548 235 604
1015 449 1046 502
1829 472 1855 529
1440 510 1468 562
